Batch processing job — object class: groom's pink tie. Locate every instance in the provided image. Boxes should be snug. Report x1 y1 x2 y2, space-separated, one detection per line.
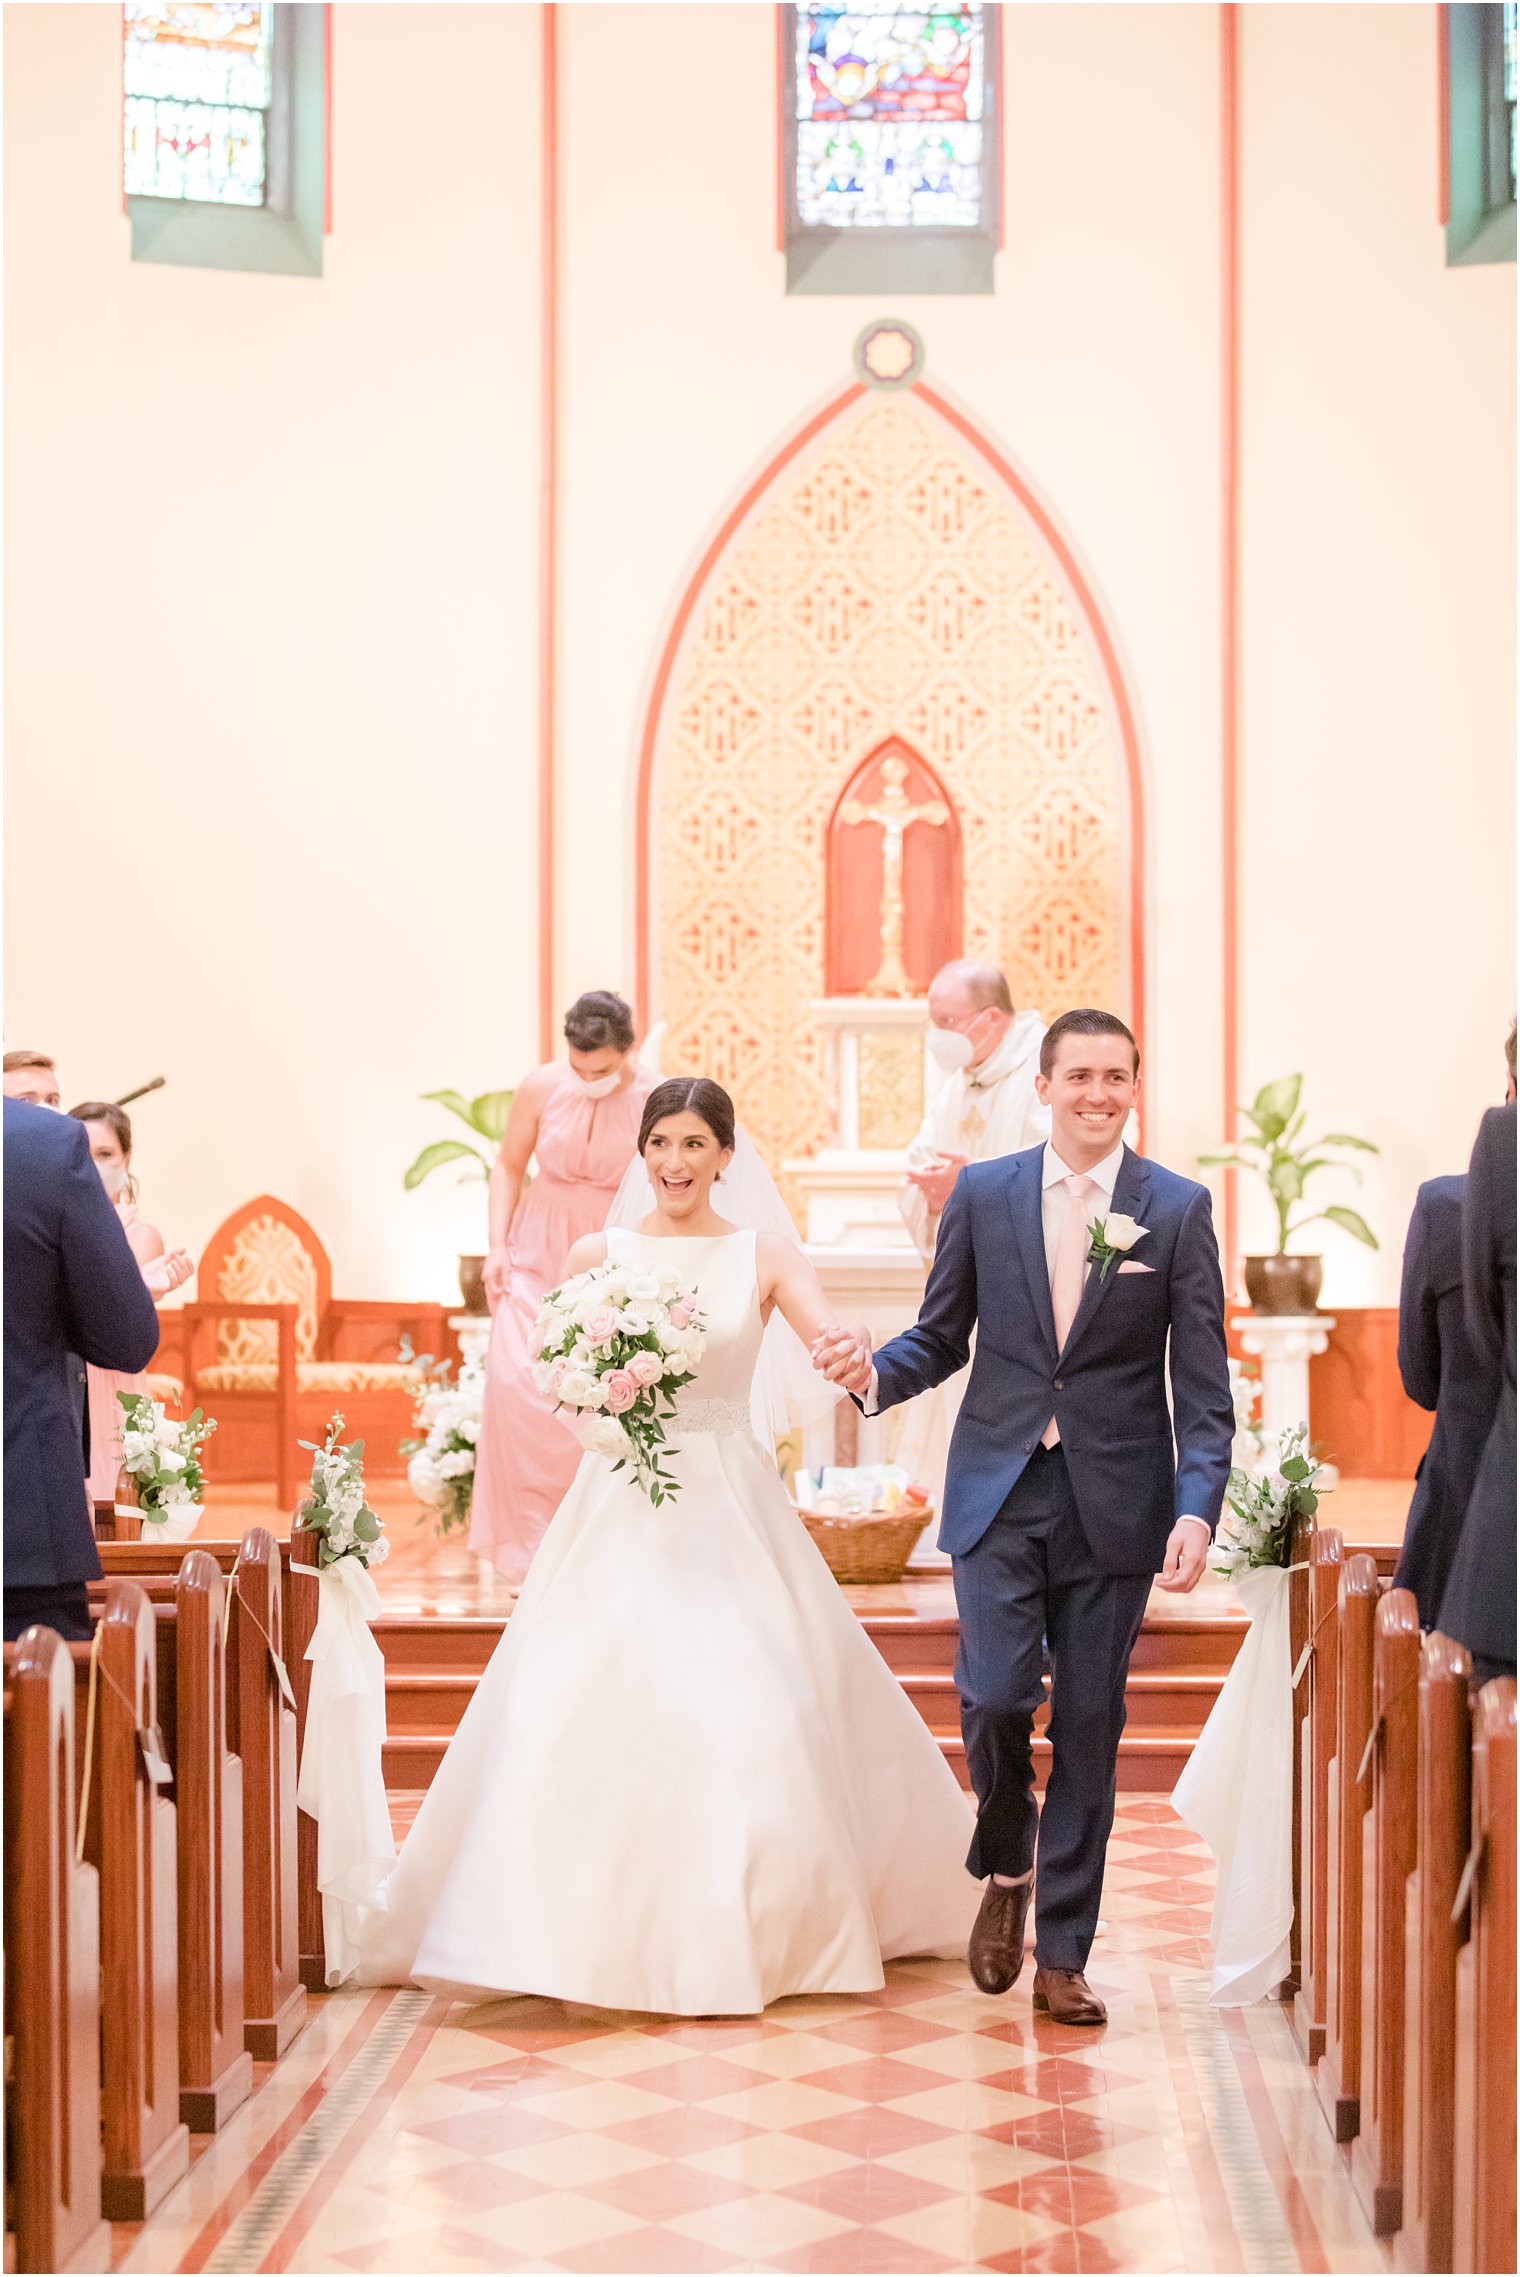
1042 1173 1095 1448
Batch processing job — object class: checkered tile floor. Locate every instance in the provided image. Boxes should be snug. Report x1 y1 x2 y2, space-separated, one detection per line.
115 1802 1389 2275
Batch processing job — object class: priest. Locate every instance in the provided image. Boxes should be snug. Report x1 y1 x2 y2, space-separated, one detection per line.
885 962 1050 1535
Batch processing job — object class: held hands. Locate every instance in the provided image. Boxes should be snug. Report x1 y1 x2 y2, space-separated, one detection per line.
906 1150 969 1216
1154 1517 1210 1594
811 1324 874 1399
482 1246 513 1311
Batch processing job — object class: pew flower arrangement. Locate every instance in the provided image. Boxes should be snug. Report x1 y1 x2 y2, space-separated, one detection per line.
294 1413 390 1569
401 1354 484 1536
116 1390 216 1523
1210 1423 1329 1585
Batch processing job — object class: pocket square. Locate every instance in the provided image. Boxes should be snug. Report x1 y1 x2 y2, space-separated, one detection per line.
1116 1260 1156 1274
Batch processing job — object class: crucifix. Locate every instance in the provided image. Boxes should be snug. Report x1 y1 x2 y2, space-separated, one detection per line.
839 753 951 997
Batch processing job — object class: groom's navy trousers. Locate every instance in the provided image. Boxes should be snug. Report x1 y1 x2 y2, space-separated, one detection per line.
954 1442 1150 1969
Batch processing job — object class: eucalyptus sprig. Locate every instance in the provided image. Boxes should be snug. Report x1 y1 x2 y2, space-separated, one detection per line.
1199 1073 1377 1255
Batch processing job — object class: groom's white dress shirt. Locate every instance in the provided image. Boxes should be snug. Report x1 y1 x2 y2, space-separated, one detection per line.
864 1135 1209 1542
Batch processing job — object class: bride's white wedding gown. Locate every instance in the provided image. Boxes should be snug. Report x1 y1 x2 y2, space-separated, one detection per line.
359 1227 978 2015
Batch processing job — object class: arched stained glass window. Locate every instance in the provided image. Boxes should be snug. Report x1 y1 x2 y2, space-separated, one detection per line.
122 1 327 277
124 3 273 207
783 4 1001 295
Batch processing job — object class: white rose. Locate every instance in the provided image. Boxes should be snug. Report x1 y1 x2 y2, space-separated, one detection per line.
625 1273 661 1301
1099 1212 1147 1252
157 1448 187 1474
458 1416 480 1442
153 1417 179 1449
557 1368 598 1409
620 1308 652 1336
367 1533 391 1566
578 1413 632 1460
438 1449 475 1479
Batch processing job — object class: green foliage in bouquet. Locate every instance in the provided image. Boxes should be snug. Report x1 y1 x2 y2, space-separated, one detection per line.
402 1088 515 1191
1199 1073 1378 1254
294 1413 389 1569
1212 1424 1330 1584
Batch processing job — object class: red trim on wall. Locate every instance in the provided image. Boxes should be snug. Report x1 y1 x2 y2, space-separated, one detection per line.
538 3 561 1060
1436 4 1451 226
1219 3 1241 1279
323 3 333 235
633 381 1149 1098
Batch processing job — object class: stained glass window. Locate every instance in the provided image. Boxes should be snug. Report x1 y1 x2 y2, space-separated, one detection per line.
794 7 988 231
123 3 273 207
1505 0 1517 202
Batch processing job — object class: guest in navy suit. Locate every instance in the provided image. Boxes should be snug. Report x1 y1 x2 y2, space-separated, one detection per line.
1437 1092 1517 1685
4 1094 160 1641
1393 1026 1514 1625
816 1010 1234 2024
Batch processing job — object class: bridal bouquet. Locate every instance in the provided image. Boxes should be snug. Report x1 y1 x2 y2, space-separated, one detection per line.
530 1262 707 1505
116 1390 216 1524
295 1414 390 1570
402 1354 484 1536
1211 1421 1328 1585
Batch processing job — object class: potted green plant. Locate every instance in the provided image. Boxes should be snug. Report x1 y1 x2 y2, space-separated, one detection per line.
1199 1074 1377 1314
403 1089 514 1313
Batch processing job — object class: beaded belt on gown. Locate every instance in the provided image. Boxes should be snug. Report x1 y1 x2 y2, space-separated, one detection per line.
665 1398 752 1439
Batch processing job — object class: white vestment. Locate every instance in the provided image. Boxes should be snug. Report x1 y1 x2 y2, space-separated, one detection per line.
884 1011 1052 1530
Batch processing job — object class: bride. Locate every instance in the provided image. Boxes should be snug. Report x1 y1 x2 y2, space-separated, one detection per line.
358 1075 978 2015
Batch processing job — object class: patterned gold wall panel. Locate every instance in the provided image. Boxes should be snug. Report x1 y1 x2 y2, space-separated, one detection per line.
653 391 1128 1194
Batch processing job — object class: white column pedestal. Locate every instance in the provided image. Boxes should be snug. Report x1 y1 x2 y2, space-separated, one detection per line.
1231 1312 1338 1482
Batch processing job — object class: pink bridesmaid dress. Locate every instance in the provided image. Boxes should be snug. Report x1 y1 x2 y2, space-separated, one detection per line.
468 1070 651 1584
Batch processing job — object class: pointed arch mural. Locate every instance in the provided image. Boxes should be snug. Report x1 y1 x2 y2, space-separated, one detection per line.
636 379 1144 1196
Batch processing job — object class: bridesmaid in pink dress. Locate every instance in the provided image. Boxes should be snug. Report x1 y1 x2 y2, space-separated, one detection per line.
68 1101 193 1497
469 992 651 1586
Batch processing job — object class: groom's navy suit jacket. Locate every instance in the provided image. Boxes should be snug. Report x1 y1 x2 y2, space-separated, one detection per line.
872 1144 1235 1575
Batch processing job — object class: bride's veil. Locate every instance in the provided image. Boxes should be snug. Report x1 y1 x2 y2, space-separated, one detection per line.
604 1126 836 1448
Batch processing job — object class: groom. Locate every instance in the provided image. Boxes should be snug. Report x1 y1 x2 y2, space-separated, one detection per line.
817 1008 1234 2024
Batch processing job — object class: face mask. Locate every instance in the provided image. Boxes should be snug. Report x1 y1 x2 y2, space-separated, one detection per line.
926 1025 975 1073
570 1071 622 1100
98 1161 128 1198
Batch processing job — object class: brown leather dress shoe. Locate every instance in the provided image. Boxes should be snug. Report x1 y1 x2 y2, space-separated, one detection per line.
967 1877 1032 1995
1032 1966 1107 2025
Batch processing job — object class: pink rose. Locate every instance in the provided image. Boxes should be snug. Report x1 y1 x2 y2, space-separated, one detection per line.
547 1359 570 1398
603 1369 639 1414
627 1350 663 1388
582 1307 619 1347
668 1299 694 1329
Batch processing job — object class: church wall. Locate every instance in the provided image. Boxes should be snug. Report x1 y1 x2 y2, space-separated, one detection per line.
3 3 542 1299
3 1 1513 1310
1237 1 1516 1299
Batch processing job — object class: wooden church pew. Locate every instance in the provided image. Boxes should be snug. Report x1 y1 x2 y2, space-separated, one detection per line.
1294 1525 1344 2064
1352 1586 1422 2236
1285 1509 1315 1997
96 1526 329 1994
2 1626 111 2275
1396 1632 1473 2276
228 1527 307 2058
1452 1679 1516 2276
87 1583 191 2221
170 1553 256 2130
1317 1550 1379 2142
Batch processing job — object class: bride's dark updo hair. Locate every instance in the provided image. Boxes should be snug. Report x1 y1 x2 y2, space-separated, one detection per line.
637 1076 736 1157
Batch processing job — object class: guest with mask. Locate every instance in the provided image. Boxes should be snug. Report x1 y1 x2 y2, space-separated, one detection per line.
469 992 651 1586
887 964 1051 1524
68 1101 192 1497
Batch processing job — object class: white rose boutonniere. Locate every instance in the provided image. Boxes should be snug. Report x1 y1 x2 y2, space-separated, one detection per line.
1087 1212 1148 1280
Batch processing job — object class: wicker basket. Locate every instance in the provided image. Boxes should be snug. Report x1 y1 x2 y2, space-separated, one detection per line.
795 1504 931 1586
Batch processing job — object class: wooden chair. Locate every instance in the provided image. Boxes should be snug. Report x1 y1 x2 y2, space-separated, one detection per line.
158 1194 446 1502
1452 1679 1516 2276
228 1528 307 2059
1397 1632 1473 2275
1317 1551 1379 2142
88 1583 191 2221
1353 1587 1422 2236
3 1627 111 2276
172 1553 255 2131
1294 1525 1344 2065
